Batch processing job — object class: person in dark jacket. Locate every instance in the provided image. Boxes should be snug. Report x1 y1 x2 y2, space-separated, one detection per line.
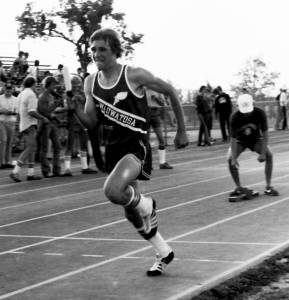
195 86 212 146
214 86 232 142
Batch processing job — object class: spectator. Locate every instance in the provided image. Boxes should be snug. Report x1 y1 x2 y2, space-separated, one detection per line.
214 86 232 142
22 52 30 75
9 77 49 182
10 51 24 77
0 60 7 82
275 86 288 130
77 67 84 82
63 76 97 176
37 76 64 177
26 60 40 82
0 83 18 169
195 86 212 146
146 89 173 169
54 64 64 84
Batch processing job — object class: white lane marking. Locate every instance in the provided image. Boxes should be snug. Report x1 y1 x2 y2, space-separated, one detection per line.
1 159 289 230
1 193 289 299
0 172 289 255
0 202 108 229
0 234 279 246
43 253 64 256
165 236 289 300
124 256 244 264
81 254 104 258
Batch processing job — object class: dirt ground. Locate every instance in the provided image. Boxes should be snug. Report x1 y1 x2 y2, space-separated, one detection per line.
192 247 289 300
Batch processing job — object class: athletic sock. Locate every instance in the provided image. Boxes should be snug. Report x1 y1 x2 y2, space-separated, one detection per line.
27 164 34 176
149 232 171 258
80 151 88 169
64 156 71 170
158 149 166 164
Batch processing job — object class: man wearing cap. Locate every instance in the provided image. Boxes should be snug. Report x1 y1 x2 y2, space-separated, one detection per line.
227 91 279 200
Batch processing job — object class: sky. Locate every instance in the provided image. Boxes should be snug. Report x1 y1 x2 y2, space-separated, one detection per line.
1 0 289 92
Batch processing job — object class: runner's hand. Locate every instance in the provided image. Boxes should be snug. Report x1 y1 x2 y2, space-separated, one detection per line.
257 153 266 162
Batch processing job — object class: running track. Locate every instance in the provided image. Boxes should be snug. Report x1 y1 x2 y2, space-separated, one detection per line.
0 131 289 300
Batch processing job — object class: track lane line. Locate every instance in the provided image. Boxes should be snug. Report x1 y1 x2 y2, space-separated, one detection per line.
1 190 289 299
1 163 288 229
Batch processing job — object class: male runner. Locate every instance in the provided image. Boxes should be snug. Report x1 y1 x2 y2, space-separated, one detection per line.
68 28 188 276
228 91 279 201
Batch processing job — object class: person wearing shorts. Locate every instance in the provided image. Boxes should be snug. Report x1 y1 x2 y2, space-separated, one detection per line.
228 91 279 198
68 28 188 276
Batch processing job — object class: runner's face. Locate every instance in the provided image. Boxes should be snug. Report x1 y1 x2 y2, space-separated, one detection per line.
90 39 116 70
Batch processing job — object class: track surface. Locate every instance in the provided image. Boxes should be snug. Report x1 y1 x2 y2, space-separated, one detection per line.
0 131 288 300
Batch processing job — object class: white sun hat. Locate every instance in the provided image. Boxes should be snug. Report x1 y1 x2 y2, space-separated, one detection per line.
237 94 254 113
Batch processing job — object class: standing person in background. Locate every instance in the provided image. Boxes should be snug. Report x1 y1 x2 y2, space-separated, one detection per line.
0 83 18 169
10 77 49 182
146 89 173 169
278 86 288 130
37 76 63 178
214 86 232 142
195 86 212 146
26 60 40 83
68 28 188 276
63 76 98 176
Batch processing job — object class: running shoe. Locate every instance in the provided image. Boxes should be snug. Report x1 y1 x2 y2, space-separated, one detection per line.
264 187 279 196
26 175 42 181
147 251 175 276
159 162 173 169
9 173 21 182
82 168 98 174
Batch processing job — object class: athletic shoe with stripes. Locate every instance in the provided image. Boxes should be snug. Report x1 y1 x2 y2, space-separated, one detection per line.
147 251 175 276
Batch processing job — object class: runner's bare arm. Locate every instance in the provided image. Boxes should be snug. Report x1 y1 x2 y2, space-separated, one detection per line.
128 67 188 148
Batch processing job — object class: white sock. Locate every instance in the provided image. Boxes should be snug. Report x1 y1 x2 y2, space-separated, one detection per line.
13 164 21 174
158 149 166 164
149 232 171 258
80 151 88 169
27 168 34 176
64 156 71 170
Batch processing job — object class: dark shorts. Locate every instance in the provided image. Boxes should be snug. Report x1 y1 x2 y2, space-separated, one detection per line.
237 139 263 152
105 138 152 181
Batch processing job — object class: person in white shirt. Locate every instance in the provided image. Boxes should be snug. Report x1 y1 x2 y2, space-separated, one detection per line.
0 83 18 168
25 60 40 82
9 77 48 182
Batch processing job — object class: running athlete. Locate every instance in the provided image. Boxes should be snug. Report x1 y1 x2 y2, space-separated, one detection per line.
228 92 279 200
68 28 188 276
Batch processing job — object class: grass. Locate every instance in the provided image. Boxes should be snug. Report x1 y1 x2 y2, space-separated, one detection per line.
192 247 289 300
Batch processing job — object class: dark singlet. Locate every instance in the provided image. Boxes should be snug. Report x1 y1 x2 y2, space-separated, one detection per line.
92 65 149 145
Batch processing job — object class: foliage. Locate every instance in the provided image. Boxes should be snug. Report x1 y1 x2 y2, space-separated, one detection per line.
231 58 279 99
16 0 143 72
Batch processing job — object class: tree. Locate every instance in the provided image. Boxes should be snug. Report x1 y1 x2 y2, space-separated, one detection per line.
231 58 279 99
16 0 143 72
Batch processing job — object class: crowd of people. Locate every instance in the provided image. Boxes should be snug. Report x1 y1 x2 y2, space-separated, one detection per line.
0 29 282 277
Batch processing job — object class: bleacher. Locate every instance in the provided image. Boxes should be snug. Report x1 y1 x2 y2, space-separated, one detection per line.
0 55 57 76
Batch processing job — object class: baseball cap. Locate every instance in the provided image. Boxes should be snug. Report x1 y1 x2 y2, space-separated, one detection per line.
237 94 254 113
